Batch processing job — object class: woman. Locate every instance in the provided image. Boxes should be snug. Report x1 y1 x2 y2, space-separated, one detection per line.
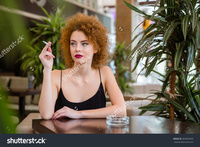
39 13 126 119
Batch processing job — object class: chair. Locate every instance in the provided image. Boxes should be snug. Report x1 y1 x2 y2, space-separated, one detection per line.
0 76 10 90
1 76 40 123
0 76 19 124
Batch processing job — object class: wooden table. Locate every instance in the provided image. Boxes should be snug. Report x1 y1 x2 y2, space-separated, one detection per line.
16 113 200 134
9 90 40 120
16 113 41 134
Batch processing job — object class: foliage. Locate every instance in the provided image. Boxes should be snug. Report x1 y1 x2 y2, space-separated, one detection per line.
0 0 30 75
0 84 16 133
0 0 30 133
113 42 133 94
19 7 66 87
124 0 200 123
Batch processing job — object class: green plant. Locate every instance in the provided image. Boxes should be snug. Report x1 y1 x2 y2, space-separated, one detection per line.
0 85 15 133
20 7 66 87
113 42 133 94
0 0 31 133
124 0 200 123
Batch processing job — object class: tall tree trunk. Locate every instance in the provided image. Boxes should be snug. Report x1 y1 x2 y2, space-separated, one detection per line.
170 57 176 119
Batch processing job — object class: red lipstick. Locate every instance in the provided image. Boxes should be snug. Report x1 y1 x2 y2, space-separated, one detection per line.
75 54 83 58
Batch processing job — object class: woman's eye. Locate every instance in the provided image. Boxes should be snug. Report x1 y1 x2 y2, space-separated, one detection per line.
82 43 88 46
71 42 76 46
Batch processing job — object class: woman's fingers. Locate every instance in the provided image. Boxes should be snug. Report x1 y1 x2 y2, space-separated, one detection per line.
52 112 58 119
38 41 54 70
53 112 65 119
39 51 55 60
52 112 63 119
41 42 51 53
52 109 64 119
52 107 69 119
52 107 81 119
44 51 55 58
48 46 52 53
39 41 54 60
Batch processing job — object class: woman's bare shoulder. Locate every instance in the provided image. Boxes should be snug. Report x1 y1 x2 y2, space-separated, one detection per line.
51 69 61 76
99 66 114 80
51 69 71 79
100 66 113 74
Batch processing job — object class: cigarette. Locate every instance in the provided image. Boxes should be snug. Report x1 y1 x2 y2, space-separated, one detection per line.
43 41 51 46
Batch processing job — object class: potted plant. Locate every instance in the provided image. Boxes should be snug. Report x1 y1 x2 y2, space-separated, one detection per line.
113 41 133 94
123 0 200 123
19 7 66 87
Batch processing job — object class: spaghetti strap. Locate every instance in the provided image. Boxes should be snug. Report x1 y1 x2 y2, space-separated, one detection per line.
98 68 102 82
60 70 62 88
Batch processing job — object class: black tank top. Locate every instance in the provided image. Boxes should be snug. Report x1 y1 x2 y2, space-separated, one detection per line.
54 68 106 112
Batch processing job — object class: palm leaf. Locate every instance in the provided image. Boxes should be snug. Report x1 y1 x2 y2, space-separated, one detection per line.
41 7 50 18
145 56 158 76
186 41 195 71
163 21 180 46
150 6 175 20
196 21 200 48
139 103 166 111
174 42 184 70
163 93 196 122
131 53 142 72
192 9 198 32
123 0 149 17
181 15 190 40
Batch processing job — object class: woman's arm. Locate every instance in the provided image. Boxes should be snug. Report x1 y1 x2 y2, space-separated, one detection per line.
52 66 126 119
39 70 58 119
38 42 58 119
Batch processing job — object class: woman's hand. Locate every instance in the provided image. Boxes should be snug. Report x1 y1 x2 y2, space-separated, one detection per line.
39 42 55 71
52 106 82 119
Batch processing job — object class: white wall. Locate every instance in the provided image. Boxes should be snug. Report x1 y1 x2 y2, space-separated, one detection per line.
97 0 116 13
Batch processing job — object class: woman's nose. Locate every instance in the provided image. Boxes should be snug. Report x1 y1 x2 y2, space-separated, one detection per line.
75 44 81 52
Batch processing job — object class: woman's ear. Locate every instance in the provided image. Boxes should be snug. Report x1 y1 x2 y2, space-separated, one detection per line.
93 43 99 54
94 48 98 54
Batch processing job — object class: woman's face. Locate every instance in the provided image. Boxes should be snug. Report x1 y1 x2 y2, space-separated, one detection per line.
70 30 97 66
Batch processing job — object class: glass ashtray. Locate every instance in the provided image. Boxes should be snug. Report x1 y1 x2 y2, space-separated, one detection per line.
106 116 129 127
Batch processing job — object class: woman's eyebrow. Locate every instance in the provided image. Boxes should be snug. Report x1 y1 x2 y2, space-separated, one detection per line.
70 40 88 42
81 40 88 42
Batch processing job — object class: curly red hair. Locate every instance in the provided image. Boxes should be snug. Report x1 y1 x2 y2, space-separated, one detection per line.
60 12 109 68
